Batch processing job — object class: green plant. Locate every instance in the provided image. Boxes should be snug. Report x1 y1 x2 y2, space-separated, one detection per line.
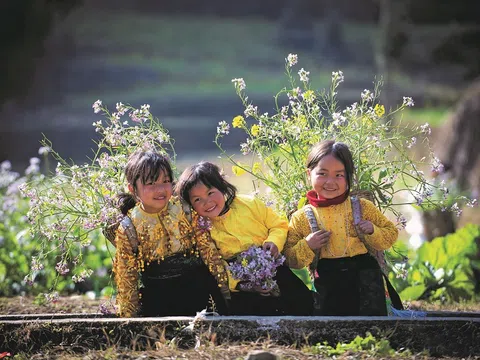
20 101 176 299
390 224 479 302
0 159 43 295
217 54 476 221
307 332 413 357
0 157 116 297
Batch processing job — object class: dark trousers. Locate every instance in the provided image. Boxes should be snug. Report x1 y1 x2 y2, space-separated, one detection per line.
228 265 314 316
140 254 228 316
313 254 387 316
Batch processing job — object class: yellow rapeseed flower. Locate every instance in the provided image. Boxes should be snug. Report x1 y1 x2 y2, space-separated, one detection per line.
241 258 248 267
252 162 262 174
251 124 260 137
303 90 316 102
296 114 307 125
232 115 246 128
374 104 385 117
232 165 246 176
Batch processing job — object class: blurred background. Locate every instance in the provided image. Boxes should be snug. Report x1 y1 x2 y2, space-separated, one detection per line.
1 0 480 216
1 0 479 169
0 0 479 300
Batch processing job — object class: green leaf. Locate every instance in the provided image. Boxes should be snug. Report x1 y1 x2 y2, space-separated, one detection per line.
101 286 115 297
416 237 448 269
399 284 426 300
297 196 307 210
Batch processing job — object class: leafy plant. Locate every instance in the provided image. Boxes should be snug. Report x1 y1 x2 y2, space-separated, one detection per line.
216 54 476 223
390 224 479 302
0 157 115 297
20 101 176 298
307 331 414 357
0 159 42 296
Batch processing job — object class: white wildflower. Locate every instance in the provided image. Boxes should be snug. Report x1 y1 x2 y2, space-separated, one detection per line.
298 68 310 82
286 53 298 67
231 78 246 91
92 100 102 114
403 96 414 107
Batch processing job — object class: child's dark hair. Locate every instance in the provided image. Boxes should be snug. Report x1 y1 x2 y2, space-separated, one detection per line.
306 140 355 191
117 150 173 215
176 161 237 213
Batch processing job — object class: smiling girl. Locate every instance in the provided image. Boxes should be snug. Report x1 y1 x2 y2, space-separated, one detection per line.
284 140 399 316
113 150 228 317
176 161 313 316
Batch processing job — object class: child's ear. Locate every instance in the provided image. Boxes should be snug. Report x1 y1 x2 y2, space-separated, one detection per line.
127 183 135 195
306 168 311 177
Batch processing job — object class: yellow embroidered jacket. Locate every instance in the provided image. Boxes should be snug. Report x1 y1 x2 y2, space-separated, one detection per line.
113 197 196 317
210 194 288 291
285 197 398 269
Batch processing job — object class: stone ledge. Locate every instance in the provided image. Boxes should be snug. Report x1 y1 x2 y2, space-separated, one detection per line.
1 314 479 357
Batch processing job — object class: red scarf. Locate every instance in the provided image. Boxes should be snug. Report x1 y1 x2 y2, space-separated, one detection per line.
306 189 349 207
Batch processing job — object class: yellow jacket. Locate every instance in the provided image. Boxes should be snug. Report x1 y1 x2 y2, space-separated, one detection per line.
285 197 398 269
113 197 195 317
210 194 288 291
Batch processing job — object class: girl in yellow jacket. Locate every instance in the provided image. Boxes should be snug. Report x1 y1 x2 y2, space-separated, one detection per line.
285 140 398 316
176 161 313 316
113 150 228 317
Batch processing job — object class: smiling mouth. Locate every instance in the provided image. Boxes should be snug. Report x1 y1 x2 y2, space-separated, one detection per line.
205 205 216 212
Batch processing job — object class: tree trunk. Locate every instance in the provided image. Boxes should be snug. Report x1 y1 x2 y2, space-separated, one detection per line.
436 79 480 197
421 209 456 241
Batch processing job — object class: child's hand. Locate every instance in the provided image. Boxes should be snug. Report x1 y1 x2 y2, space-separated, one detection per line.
306 229 331 250
263 242 279 258
356 220 374 235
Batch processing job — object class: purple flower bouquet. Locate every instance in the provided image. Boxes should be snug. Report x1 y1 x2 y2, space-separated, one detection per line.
228 246 285 294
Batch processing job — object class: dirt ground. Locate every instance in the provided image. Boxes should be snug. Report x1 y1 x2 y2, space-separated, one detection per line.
1 296 479 359
1 295 479 315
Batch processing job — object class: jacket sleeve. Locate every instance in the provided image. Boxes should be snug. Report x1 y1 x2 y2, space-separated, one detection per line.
283 210 316 269
113 224 140 317
193 219 231 298
254 197 288 252
361 198 399 250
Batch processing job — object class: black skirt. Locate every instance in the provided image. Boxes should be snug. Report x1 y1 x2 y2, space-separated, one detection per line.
313 253 387 316
228 264 314 316
139 253 227 316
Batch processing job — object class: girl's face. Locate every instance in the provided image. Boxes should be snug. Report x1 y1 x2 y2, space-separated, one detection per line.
308 154 348 199
129 170 172 213
188 182 226 219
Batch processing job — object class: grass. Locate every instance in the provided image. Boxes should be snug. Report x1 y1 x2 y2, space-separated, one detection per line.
397 107 450 127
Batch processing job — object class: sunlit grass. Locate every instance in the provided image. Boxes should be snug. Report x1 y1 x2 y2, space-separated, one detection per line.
397 107 450 127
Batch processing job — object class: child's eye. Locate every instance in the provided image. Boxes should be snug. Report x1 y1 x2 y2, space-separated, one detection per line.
164 178 171 183
337 173 345 177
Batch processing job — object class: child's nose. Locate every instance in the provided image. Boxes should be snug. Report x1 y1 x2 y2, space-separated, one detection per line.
154 183 168 191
